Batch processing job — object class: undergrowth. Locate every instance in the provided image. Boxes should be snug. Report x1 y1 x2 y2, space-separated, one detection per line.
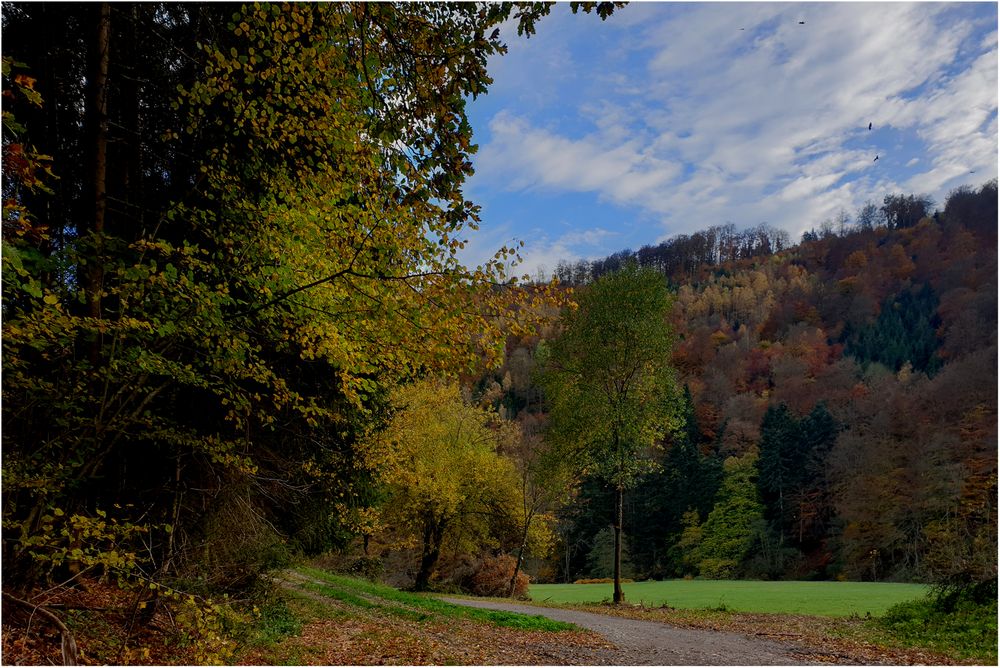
249 598 304 645
872 586 998 664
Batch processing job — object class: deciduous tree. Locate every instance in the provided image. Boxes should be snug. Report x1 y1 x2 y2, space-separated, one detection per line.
541 265 680 603
363 379 521 591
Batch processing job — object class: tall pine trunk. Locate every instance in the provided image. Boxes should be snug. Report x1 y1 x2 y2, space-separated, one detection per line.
87 2 110 328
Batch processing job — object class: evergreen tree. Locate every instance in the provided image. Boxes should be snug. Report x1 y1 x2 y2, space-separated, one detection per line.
794 402 839 553
845 283 942 374
629 385 721 578
757 403 805 544
697 451 765 578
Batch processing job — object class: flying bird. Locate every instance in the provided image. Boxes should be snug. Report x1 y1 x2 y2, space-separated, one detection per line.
873 155 879 162
798 21 805 24
868 122 872 131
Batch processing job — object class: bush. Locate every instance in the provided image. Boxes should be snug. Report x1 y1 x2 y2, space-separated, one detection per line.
251 598 302 645
467 555 529 598
347 556 384 582
698 557 739 579
877 586 998 663
572 577 635 585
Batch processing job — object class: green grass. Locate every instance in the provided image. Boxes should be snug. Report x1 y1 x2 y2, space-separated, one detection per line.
530 579 930 617
252 598 304 645
296 567 577 631
873 592 998 663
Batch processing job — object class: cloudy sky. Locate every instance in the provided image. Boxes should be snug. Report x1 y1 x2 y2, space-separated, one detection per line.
458 2 998 277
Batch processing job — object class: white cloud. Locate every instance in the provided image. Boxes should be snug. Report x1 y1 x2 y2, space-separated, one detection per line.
467 2 998 259
476 111 682 205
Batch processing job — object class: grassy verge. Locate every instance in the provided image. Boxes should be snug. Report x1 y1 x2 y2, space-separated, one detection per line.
530 579 929 616
296 566 576 631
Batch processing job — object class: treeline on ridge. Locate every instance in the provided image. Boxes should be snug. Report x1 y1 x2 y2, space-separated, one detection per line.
545 185 995 287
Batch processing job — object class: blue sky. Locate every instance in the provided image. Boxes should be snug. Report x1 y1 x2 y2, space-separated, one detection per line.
458 2 998 278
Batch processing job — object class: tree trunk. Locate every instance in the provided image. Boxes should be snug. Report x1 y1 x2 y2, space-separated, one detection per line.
87 2 110 325
507 510 534 597
414 519 444 591
613 485 624 604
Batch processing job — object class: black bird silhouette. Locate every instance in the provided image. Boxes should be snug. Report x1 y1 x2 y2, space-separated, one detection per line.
873 155 879 162
798 21 805 24
868 122 872 131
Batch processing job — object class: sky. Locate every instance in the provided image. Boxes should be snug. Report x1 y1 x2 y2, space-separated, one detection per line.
457 1 999 278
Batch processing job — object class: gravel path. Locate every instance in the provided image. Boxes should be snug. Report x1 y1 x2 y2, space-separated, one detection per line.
440 597 822 665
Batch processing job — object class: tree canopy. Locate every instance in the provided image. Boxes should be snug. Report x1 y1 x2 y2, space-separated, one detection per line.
1 1 615 598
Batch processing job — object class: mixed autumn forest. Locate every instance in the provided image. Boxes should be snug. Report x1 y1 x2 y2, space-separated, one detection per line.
1 2 996 664
491 184 997 587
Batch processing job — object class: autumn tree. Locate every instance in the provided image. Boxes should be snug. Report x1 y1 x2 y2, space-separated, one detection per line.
2 2 619 602
881 193 933 230
501 420 572 596
541 265 680 603
363 379 523 591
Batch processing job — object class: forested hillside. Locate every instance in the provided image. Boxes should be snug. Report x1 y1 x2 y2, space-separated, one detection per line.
482 180 997 586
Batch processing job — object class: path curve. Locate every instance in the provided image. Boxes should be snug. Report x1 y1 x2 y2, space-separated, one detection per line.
440 597 820 665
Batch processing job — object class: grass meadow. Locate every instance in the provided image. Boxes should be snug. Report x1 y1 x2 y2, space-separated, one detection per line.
529 579 931 617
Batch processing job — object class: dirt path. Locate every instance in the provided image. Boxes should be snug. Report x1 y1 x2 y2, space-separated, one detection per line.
440 597 828 665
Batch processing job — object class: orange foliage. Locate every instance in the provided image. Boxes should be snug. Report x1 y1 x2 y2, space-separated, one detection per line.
467 555 529 598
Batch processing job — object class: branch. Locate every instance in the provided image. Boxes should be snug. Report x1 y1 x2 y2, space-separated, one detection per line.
3 592 80 665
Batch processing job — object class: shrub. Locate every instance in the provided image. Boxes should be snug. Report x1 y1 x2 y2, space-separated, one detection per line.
698 557 739 579
467 555 529 598
572 577 635 585
876 586 998 663
347 556 384 582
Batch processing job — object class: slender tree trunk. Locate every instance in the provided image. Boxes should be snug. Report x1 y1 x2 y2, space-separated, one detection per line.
613 485 624 604
564 531 572 583
163 455 183 575
507 509 534 597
